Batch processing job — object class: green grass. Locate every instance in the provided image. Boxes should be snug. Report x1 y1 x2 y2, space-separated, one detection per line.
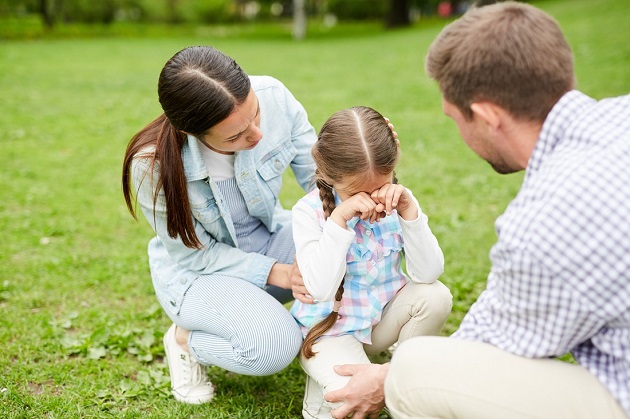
0 0 628 416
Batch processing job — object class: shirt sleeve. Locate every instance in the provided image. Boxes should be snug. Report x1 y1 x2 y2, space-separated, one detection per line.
453 246 608 358
292 199 355 302
453 164 630 357
398 189 445 284
132 157 274 289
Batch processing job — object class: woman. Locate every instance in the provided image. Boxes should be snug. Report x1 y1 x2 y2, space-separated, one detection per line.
122 46 317 404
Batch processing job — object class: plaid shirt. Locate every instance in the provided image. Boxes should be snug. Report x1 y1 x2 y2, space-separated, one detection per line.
454 91 630 415
291 189 408 344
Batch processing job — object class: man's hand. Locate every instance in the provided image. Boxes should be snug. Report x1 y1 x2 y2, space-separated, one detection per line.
324 363 389 419
290 259 314 304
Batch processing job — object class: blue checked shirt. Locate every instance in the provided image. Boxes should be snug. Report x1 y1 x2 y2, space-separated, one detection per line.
454 90 630 415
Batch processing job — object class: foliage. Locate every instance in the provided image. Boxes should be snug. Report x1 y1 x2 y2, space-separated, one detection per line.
327 0 388 20
0 0 447 25
0 0 627 416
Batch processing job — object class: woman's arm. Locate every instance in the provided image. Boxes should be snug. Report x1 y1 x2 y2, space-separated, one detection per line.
132 157 277 289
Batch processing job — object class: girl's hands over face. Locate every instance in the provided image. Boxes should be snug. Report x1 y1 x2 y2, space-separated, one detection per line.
330 192 385 227
370 183 418 221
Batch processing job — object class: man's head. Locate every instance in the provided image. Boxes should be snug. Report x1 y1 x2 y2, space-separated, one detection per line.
426 1 575 123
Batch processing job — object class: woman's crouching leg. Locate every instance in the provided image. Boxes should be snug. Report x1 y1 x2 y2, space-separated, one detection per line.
176 274 302 376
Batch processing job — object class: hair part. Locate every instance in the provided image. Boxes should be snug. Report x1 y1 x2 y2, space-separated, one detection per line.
425 1 575 121
122 46 250 248
300 106 399 359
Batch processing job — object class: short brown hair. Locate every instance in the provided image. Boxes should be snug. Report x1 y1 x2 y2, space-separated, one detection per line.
426 1 575 121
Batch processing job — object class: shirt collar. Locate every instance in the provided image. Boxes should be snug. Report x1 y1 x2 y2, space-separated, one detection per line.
525 90 595 180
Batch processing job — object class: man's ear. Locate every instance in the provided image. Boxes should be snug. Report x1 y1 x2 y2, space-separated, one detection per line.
470 102 502 130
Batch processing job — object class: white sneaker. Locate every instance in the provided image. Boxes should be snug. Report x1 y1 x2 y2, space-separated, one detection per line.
163 324 214 404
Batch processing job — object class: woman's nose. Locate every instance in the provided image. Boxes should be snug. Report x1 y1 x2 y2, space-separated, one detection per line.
249 125 263 142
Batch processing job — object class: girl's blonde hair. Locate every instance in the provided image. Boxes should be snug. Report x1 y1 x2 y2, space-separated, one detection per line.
301 106 400 359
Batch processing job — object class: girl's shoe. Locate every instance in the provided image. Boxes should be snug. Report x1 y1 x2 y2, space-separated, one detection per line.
163 324 215 404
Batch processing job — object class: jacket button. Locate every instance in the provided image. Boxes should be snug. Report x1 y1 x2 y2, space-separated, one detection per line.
180 278 187 284
274 160 282 170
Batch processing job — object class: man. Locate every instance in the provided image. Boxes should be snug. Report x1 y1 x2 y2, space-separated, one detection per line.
325 2 630 418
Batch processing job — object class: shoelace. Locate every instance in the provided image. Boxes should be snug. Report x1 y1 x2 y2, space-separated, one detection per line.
180 353 208 386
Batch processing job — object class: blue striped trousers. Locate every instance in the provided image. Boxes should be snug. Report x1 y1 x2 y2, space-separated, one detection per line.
169 223 302 376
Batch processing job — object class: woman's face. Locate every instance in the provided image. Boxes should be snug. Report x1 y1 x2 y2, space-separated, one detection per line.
198 89 262 154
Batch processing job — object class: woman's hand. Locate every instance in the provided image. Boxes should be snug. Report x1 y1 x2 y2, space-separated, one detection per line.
370 183 417 221
290 259 315 304
267 261 315 304
267 262 292 289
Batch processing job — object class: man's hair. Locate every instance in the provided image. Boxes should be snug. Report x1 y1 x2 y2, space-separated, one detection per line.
426 1 575 121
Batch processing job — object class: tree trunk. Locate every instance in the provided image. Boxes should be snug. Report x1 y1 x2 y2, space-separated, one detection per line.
39 0 58 29
386 0 410 28
293 0 306 40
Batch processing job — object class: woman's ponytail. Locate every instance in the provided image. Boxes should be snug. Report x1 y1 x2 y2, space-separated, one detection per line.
155 116 203 249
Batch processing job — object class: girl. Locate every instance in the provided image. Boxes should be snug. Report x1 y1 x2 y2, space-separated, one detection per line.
290 106 452 418
122 46 317 404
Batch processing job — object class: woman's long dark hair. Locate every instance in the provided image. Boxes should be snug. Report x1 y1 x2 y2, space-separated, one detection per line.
122 46 250 248
301 106 400 359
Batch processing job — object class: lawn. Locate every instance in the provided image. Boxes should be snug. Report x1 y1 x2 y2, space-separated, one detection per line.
0 0 628 417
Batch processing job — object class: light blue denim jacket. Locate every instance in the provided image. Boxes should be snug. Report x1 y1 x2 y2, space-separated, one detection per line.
132 76 317 314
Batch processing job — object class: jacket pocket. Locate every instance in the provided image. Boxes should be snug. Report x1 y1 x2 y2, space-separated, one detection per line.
190 197 221 224
256 141 296 181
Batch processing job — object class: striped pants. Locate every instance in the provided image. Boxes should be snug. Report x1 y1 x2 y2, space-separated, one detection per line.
164 224 302 376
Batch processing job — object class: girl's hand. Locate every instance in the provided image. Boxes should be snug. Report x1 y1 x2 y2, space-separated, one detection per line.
330 192 383 227
370 183 418 221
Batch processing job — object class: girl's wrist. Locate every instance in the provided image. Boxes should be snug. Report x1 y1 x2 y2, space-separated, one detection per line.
330 208 349 228
397 205 418 221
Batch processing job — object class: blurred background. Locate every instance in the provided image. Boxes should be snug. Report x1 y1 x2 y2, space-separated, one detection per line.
0 0 628 417
1 0 484 39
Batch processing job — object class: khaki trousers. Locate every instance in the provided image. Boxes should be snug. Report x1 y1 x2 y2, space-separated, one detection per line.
385 336 627 419
300 281 453 418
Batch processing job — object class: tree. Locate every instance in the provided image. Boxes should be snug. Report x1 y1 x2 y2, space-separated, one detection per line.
386 0 410 28
293 0 306 40
38 0 62 29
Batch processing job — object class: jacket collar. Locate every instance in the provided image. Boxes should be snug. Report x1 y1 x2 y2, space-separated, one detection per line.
182 135 209 181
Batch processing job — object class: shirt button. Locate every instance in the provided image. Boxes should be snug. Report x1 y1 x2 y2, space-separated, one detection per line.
365 230 372 236
274 159 282 170
180 278 187 284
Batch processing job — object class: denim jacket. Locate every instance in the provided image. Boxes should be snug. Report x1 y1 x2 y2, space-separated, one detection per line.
132 76 317 314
